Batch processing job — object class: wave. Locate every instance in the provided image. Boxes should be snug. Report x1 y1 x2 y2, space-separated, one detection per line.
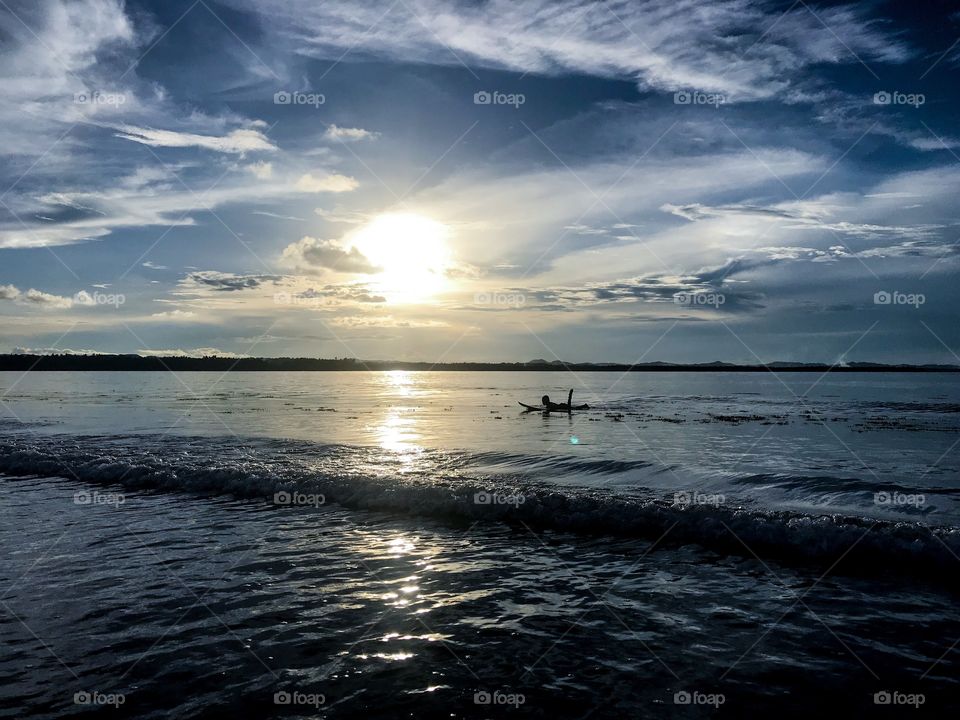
729 472 960 497
0 435 958 584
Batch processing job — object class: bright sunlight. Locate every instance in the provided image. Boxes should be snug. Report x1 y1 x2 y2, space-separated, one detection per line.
349 212 452 303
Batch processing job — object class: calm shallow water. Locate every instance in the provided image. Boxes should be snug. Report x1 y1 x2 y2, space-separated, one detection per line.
1 371 959 717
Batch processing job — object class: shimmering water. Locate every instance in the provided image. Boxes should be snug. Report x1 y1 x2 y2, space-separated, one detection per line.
1 371 958 717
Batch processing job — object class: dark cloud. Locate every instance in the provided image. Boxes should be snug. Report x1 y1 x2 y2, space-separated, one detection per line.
188 271 283 291
473 259 769 314
281 237 380 274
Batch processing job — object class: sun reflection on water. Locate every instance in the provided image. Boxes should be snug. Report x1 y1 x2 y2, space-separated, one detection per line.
374 371 424 455
382 369 415 396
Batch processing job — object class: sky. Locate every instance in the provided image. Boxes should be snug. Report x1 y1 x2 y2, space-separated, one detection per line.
0 0 959 364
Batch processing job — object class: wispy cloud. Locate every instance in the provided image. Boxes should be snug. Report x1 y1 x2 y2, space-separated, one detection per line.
229 0 910 100
112 124 277 153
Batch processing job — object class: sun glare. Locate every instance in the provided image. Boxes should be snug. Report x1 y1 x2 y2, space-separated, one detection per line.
349 212 451 302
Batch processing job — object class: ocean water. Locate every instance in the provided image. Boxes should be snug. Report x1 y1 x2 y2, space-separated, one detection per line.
1 370 958 717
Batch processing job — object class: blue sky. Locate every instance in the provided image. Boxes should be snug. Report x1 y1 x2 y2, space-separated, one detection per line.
1 0 959 363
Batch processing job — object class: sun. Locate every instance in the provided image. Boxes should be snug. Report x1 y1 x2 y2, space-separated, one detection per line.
348 212 452 303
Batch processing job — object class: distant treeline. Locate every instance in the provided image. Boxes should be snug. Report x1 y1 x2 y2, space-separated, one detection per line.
0 355 958 372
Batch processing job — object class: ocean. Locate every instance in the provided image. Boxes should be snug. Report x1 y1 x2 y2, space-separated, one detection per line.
1 370 958 717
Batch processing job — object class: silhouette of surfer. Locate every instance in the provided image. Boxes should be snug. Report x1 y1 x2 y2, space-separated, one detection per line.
541 389 575 412
519 389 588 412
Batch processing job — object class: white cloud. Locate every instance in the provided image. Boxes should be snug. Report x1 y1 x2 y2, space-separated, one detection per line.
247 161 274 179
227 0 911 100
0 2 296 250
0 284 74 309
295 173 359 193
112 125 277 153
323 125 380 142
0 0 138 156
11 347 108 355
137 347 248 358
22 288 74 309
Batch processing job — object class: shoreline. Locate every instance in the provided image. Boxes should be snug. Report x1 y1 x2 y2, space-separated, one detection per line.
1 355 958 372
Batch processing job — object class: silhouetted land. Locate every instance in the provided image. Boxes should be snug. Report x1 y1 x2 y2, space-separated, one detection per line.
0 355 958 372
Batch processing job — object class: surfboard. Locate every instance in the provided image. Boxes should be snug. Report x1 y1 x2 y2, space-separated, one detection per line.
518 402 589 411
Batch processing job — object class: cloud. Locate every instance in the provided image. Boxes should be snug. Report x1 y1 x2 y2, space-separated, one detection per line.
329 315 448 328
228 0 911 100
315 207 369 224
247 161 274 179
0 164 363 248
314 284 387 303
563 223 608 236
661 192 950 247
323 125 380 142
0 0 138 157
854 240 960 260
281 236 381 274
295 173 359 193
142 261 168 270
112 125 277 153
662 203 806 222
151 309 197 319
495 261 766 314
20 289 75 309
10 347 108 355
185 271 284 291
0 284 74 309
252 210 306 221
137 347 248 358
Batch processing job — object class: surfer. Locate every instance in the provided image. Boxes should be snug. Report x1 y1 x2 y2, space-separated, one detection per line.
541 389 575 412
519 389 588 412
